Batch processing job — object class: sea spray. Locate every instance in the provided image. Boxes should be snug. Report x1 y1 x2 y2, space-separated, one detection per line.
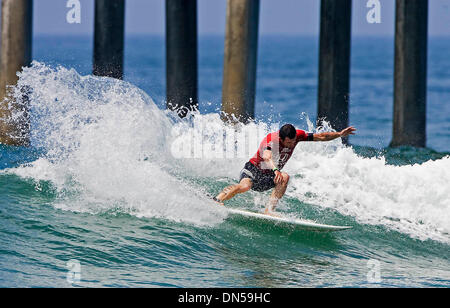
6 62 227 225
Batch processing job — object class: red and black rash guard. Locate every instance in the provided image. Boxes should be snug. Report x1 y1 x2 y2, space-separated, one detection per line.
249 130 313 172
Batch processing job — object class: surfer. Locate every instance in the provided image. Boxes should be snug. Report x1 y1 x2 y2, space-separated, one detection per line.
213 124 356 215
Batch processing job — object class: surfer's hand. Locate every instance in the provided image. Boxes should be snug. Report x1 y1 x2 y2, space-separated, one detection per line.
340 126 356 137
274 170 282 184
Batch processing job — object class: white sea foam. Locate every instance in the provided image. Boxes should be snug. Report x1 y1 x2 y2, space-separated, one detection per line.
286 139 450 243
4 62 450 242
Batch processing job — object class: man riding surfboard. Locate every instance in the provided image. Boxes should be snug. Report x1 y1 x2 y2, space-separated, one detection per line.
213 124 356 215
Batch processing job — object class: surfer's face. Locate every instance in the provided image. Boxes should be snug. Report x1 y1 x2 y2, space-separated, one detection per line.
281 137 296 149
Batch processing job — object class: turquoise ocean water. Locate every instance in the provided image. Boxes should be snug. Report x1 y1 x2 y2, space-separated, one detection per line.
0 35 449 287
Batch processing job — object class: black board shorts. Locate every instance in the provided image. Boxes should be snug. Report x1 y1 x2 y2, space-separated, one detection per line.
239 161 276 192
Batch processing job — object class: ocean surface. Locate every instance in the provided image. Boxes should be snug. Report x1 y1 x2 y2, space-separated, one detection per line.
0 35 449 287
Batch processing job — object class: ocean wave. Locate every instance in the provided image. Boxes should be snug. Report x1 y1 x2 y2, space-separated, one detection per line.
3 62 449 243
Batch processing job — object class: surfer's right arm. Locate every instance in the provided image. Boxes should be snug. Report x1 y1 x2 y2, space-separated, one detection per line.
313 126 356 141
262 149 283 184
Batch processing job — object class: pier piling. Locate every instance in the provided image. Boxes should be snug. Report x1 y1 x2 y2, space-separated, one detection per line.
0 0 33 146
390 0 428 148
166 0 198 118
221 0 260 123
317 0 352 141
93 0 125 79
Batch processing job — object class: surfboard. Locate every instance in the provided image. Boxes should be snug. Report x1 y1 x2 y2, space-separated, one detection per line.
226 208 352 232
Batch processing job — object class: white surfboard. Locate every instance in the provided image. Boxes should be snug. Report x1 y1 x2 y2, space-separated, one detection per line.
226 208 352 232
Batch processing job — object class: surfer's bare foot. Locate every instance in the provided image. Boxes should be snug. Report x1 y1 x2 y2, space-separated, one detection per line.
264 210 281 217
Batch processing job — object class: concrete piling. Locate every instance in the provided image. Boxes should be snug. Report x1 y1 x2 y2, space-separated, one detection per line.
166 0 198 118
93 0 125 79
221 0 260 123
0 0 33 146
390 0 428 148
317 0 352 140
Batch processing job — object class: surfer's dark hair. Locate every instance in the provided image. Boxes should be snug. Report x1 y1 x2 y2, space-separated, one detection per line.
279 124 296 140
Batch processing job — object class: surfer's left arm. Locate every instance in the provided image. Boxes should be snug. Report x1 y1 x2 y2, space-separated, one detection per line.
313 126 356 141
